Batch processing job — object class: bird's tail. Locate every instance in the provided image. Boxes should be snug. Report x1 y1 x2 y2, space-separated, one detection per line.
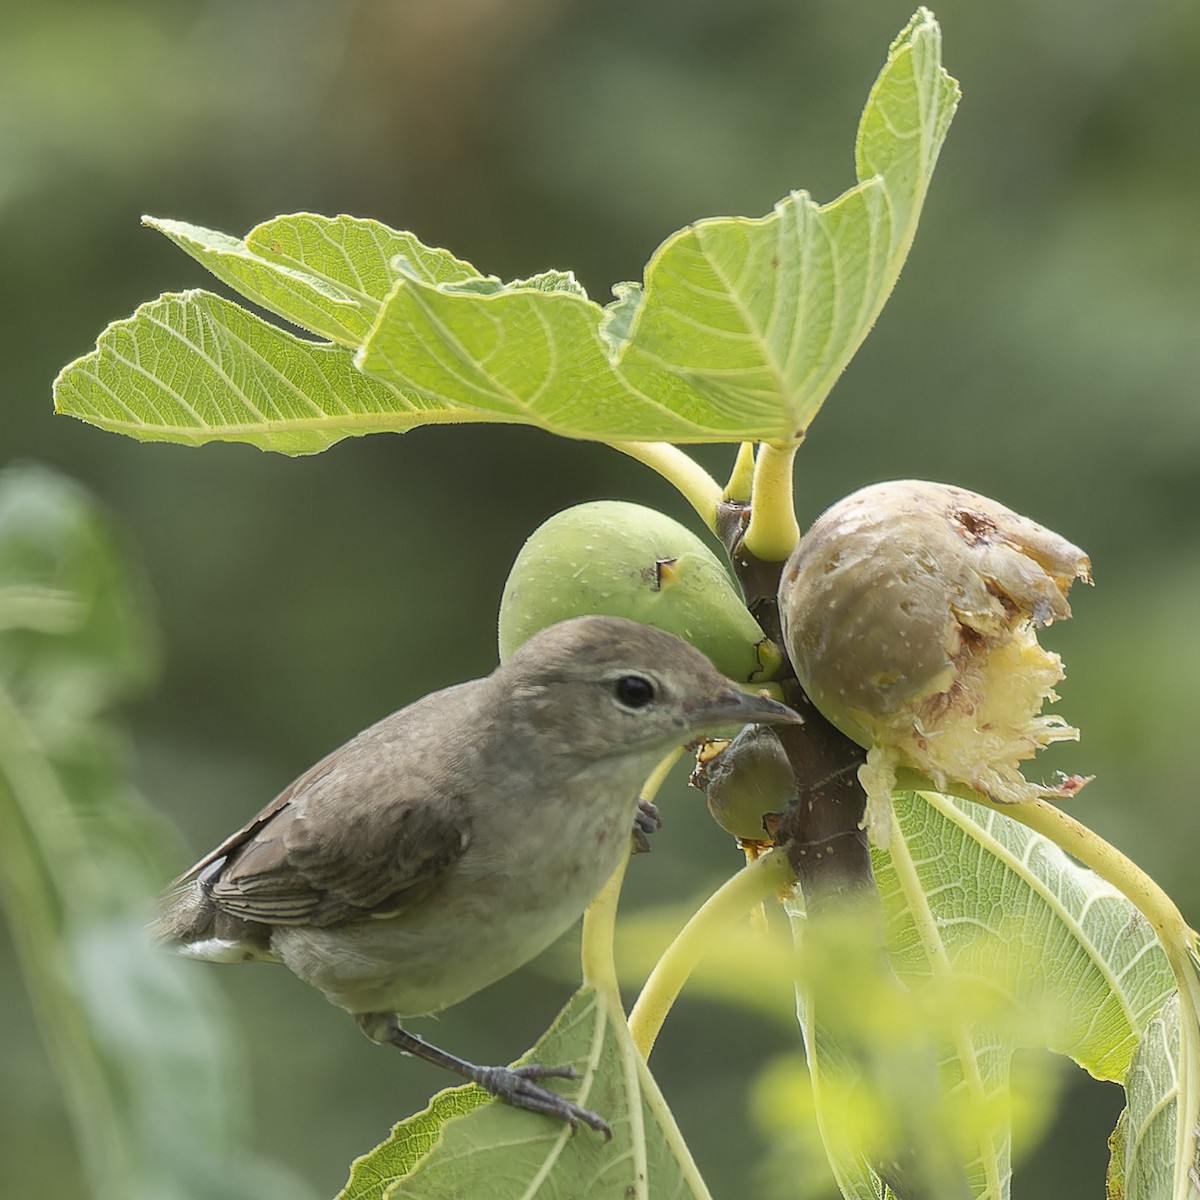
152 881 276 964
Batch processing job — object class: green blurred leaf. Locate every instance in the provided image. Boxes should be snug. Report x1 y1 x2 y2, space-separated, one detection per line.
612 899 798 1026
336 985 712 1200
0 463 308 1200
751 1056 842 1200
55 10 958 453
0 464 153 708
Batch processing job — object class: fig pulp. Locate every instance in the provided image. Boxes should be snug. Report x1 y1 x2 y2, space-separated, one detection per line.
778 480 1091 844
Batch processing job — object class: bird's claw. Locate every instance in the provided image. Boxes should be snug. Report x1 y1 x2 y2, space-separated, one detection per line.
631 798 662 854
474 1063 611 1138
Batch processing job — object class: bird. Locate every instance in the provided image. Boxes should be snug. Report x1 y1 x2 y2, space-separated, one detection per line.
155 615 800 1135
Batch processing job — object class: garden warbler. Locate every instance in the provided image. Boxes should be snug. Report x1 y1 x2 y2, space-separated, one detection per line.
156 615 799 1135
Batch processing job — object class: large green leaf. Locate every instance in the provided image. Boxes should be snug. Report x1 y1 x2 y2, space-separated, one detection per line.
0 464 308 1200
792 791 1177 1200
336 985 711 1200
54 10 958 453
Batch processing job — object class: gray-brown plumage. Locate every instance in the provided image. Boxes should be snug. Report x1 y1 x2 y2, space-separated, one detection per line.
157 615 799 1133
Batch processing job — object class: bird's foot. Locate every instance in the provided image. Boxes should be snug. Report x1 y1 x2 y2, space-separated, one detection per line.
631 798 662 854
472 1063 611 1138
357 1014 611 1138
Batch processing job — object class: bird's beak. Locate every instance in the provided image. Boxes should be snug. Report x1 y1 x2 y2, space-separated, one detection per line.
690 687 802 731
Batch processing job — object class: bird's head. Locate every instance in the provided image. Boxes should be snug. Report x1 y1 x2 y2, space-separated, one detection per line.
496 616 799 763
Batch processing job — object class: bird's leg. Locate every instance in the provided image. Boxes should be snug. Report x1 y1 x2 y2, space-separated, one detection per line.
630 798 662 854
355 1013 612 1138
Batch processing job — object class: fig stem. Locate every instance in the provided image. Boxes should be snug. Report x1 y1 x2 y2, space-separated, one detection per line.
744 443 801 562
723 442 757 503
581 747 683 994
608 441 722 532
579 853 629 996
627 847 794 1058
899 772 1200 1200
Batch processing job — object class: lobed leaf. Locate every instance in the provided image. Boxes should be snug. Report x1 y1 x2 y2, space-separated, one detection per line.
55 10 958 453
613 5 960 444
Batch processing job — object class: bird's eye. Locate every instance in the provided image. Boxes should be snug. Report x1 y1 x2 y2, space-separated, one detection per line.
614 674 656 709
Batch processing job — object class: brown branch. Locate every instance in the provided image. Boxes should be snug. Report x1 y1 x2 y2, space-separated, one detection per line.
716 500 876 916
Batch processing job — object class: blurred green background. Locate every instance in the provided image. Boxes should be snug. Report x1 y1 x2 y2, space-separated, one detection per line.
3 0 1198 1196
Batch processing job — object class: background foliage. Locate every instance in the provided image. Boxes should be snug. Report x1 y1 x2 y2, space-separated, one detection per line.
3 0 1198 1196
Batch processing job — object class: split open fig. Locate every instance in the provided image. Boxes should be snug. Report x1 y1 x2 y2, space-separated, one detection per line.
778 480 1092 843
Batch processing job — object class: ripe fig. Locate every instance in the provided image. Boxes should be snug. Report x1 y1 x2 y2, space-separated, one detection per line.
778 480 1092 843
499 500 782 682
692 724 796 843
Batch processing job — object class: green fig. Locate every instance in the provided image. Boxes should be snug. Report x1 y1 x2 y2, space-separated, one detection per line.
778 479 1092 844
692 724 796 842
499 500 781 682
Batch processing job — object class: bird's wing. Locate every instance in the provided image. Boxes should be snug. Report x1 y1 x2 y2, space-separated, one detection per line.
204 785 470 928
173 692 477 929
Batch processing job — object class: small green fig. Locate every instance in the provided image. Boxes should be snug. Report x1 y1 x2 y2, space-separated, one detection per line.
499 500 782 682
778 480 1092 844
692 724 796 842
